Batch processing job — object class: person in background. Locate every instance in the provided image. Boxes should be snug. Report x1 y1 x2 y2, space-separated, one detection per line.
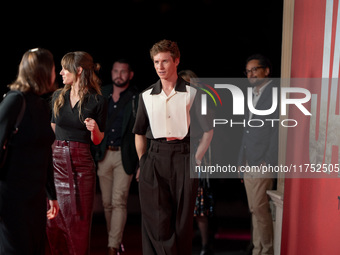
94 59 139 255
47 51 107 255
0 48 59 254
238 54 278 255
133 39 214 255
179 69 214 255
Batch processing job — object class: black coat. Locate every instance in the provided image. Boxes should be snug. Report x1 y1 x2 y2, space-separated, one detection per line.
0 91 56 254
237 81 279 167
94 85 139 175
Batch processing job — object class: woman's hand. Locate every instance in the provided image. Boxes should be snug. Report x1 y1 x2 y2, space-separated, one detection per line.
84 118 104 145
84 118 98 132
47 200 60 220
136 168 140 182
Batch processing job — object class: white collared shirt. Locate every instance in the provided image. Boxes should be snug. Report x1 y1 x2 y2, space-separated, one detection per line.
142 84 196 139
133 77 214 140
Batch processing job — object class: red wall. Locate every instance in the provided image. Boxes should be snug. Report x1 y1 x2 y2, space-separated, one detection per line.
281 0 340 254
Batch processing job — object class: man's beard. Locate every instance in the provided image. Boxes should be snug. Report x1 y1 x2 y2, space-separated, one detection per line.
113 79 129 88
248 77 267 87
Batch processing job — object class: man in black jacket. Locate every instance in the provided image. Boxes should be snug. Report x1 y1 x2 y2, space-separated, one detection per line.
238 54 278 255
95 59 138 255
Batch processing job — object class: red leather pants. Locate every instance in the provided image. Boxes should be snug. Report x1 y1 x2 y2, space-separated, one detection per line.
46 141 96 255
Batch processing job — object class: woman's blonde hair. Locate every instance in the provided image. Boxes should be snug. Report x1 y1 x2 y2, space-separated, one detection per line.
53 51 102 120
8 48 55 95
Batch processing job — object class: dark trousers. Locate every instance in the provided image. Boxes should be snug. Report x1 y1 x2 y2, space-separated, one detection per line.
139 140 198 255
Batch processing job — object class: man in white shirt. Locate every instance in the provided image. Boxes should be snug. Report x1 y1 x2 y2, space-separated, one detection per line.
133 39 213 255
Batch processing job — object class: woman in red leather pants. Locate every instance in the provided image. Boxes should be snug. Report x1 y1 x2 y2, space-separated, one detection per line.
46 51 107 255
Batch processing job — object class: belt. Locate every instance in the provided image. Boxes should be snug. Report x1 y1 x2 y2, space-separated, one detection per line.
56 142 77 215
155 137 190 143
107 145 121 151
150 140 190 153
55 140 90 148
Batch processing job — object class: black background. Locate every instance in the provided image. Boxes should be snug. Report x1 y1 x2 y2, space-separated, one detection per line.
1 0 283 94
0 0 285 236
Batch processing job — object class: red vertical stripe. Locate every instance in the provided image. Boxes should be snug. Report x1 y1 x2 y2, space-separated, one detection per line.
282 0 340 255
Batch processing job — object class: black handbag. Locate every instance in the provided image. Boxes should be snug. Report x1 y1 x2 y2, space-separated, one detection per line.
0 91 26 168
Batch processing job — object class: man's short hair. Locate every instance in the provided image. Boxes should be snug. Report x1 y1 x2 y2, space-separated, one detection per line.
246 54 272 76
113 58 133 71
150 39 180 62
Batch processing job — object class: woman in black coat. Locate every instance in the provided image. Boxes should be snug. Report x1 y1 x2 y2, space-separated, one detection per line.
0 48 59 255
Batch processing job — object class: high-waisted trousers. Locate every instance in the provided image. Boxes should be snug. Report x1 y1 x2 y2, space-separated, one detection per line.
139 140 198 255
46 140 95 255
